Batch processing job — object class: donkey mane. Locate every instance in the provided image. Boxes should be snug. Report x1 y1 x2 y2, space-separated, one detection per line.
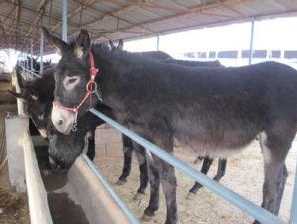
91 43 169 65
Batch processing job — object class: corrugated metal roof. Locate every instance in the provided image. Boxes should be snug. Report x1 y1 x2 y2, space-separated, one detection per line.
0 0 297 54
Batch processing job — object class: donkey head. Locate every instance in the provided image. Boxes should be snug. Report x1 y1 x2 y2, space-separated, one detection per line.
47 122 91 169
42 28 99 134
47 110 101 169
9 71 54 138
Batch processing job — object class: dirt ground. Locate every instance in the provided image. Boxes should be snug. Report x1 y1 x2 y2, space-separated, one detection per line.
0 82 29 224
94 125 297 224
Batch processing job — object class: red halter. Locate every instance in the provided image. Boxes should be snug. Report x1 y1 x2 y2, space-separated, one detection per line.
53 50 100 114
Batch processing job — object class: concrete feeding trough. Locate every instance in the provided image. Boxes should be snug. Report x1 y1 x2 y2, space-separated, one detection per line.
5 71 137 224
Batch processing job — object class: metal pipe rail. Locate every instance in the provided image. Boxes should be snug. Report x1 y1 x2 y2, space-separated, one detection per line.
90 108 290 224
18 66 41 80
7 70 139 224
80 154 140 224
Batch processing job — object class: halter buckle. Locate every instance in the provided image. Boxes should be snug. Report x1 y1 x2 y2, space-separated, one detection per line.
86 80 97 94
90 67 99 77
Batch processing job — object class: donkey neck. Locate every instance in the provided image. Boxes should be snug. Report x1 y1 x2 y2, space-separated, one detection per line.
92 47 131 111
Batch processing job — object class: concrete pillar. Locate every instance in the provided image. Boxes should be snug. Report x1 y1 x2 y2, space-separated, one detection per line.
5 116 28 192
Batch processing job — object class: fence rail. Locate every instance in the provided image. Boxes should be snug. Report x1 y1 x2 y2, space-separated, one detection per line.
89 108 290 224
7 69 139 224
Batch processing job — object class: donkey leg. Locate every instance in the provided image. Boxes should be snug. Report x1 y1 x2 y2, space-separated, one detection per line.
142 154 160 221
275 164 288 214
143 134 177 224
193 156 204 164
213 158 227 182
254 130 293 224
86 129 95 161
148 135 177 224
117 135 133 185
157 155 178 224
188 157 213 195
133 144 149 196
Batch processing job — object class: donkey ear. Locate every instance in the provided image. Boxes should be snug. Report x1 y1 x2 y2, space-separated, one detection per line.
117 39 123 50
42 27 68 55
8 90 25 99
74 29 90 59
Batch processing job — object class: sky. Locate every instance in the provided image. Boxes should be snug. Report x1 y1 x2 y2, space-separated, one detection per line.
1 16 297 72
124 16 297 57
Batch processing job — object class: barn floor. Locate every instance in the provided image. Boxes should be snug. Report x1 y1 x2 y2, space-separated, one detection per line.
0 80 30 224
94 125 296 224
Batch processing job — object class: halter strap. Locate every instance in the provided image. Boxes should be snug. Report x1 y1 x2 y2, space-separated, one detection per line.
53 50 101 114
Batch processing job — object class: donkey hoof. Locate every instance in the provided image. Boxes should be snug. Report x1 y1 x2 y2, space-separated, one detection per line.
186 192 196 200
141 214 153 222
252 220 261 224
115 179 127 185
133 192 145 201
42 169 51 176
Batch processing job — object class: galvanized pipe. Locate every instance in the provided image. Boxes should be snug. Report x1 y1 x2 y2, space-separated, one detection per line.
89 108 285 224
30 39 33 71
156 35 160 51
249 18 255 65
82 155 140 224
62 0 68 42
40 31 44 73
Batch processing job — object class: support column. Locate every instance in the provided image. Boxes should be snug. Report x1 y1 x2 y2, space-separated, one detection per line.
156 35 160 51
30 39 33 71
248 18 255 65
62 0 68 42
40 31 44 73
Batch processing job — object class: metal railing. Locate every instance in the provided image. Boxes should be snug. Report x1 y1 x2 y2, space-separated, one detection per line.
11 68 139 224
89 108 296 224
18 66 41 81
82 155 140 224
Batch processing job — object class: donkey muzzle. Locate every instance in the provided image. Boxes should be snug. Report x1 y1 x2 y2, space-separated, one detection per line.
51 101 76 134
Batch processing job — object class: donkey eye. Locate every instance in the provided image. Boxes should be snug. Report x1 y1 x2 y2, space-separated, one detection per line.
68 78 78 84
63 75 81 90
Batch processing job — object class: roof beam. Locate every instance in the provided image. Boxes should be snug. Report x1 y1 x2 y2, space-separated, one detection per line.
3 0 82 30
26 0 51 37
5 1 19 35
80 1 156 37
95 0 246 39
82 4 139 27
50 0 98 32
74 0 154 37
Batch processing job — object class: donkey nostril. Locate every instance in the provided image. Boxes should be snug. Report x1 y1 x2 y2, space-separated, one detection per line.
57 120 63 125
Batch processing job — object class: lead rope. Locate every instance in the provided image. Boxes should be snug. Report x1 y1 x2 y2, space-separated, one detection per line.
71 111 78 132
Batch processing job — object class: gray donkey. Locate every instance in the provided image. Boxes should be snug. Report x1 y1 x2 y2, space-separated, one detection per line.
46 28 296 224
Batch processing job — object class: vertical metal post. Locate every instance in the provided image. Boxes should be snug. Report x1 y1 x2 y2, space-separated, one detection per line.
40 31 44 73
290 160 297 224
249 18 255 65
30 39 33 71
24 52 27 69
156 34 160 51
62 0 68 42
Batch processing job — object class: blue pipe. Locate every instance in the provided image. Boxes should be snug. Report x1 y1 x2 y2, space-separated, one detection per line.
90 108 285 224
82 154 140 224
